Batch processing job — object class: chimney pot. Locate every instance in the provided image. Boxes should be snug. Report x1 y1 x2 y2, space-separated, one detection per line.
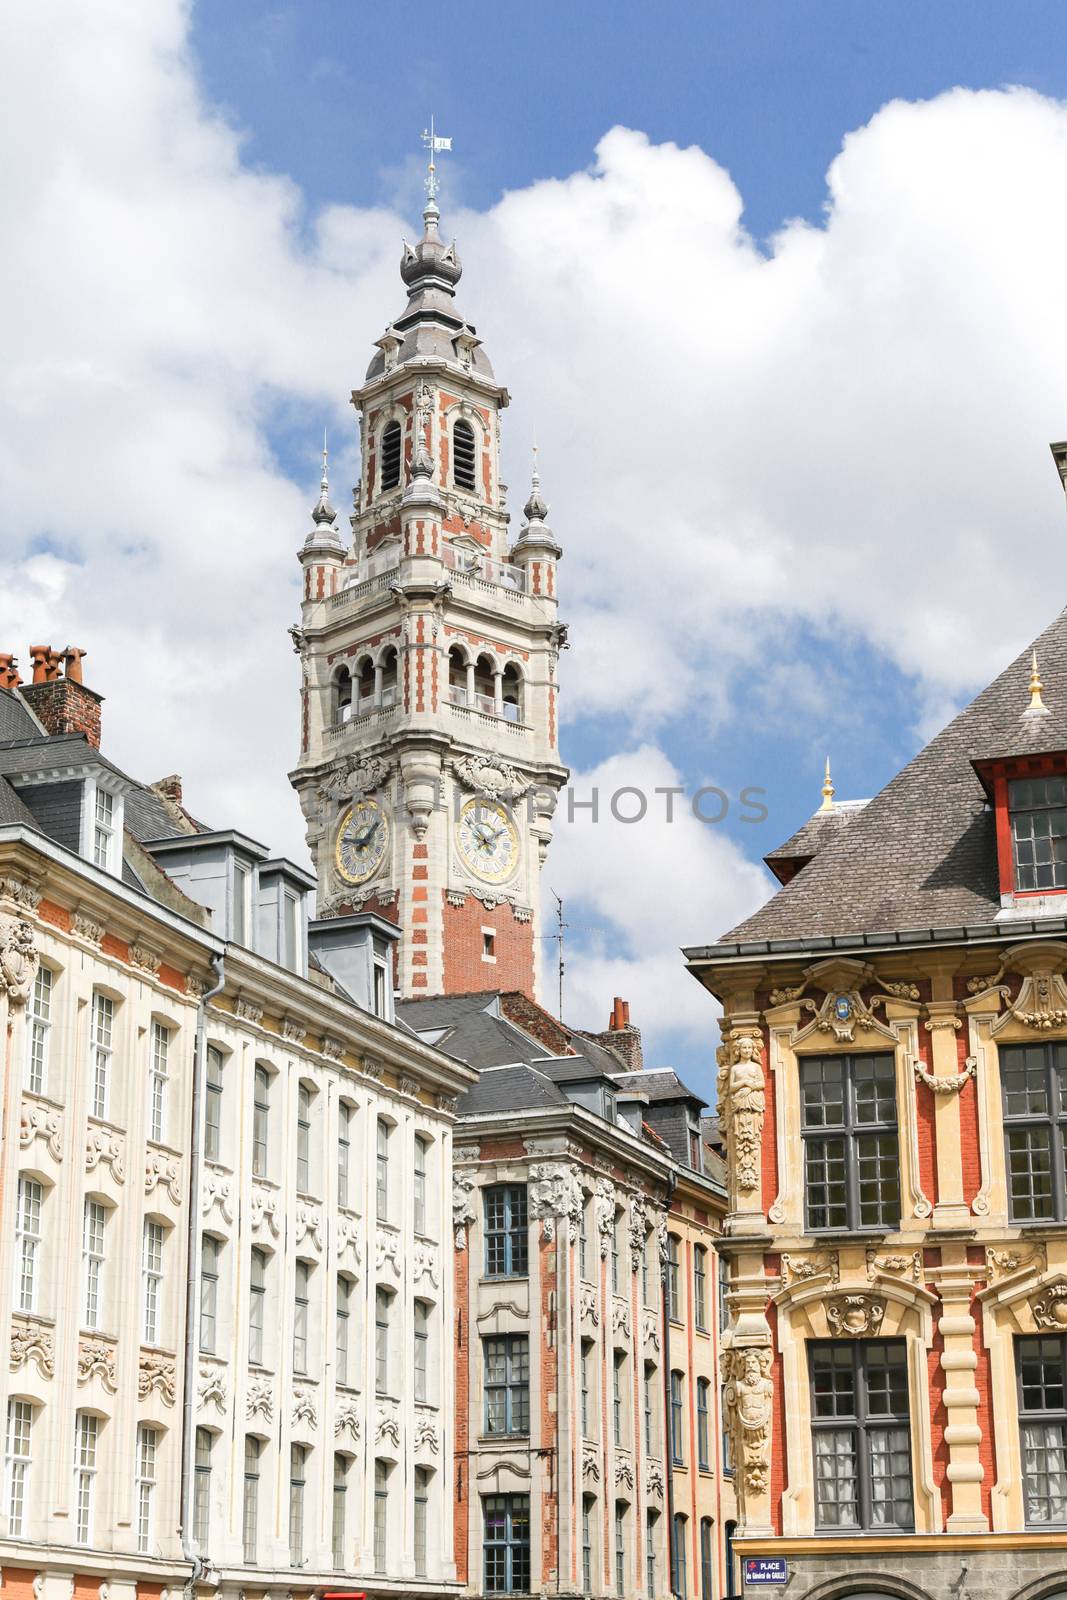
63 646 87 684
21 644 103 747
0 654 20 690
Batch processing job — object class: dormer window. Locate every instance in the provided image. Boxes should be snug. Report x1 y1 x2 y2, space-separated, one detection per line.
453 420 477 491
1009 777 1067 892
93 789 115 869
380 421 402 492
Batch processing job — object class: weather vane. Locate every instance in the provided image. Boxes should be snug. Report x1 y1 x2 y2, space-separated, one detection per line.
421 116 452 205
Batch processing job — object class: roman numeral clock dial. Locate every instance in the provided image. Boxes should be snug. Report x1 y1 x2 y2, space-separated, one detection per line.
456 798 520 884
334 798 389 886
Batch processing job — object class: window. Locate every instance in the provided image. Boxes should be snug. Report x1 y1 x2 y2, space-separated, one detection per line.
15 1176 42 1313
26 965 51 1094
252 1065 269 1177
484 1493 530 1594
641 1233 651 1307
249 1247 266 1365
142 1219 164 1343
646 1510 658 1596
724 1521 738 1598
414 1133 429 1234
485 1335 530 1435
485 1184 528 1277
1010 776 1067 891
801 1053 900 1231
380 420 402 492
200 1235 220 1353
374 1460 389 1572
204 1046 223 1162
338 1101 353 1209
453 419 477 491
73 1411 98 1544
810 1340 913 1530
611 1210 621 1293
193 1428 211 1548
672 1515 688 1600
644 1363 655 1454
414 1299 431 1401
148 1020 170 1143
699 1519 713 1600
670 1370 685 1465
579 1202 589 1279
296 1083 311 1194
1001 1042 1067 1221
243 1436 260 1563
82 1199 106 1329
336 1274 352 1386
294 1260 310 1374
5 1399 32 1538
696 1378 711 1469
614 1502 626 1597
333 1453 349 1569
581 1340 592 1436
376 1118 390 1219
375 1288 391 1394
93 786 114 868
90 991 113 1120
613 1352 625 1446
483 929 496 961
136 1424 158 1554
289 1443 307 1566
373 962 388 1019
666 1235 681 1321
414 1466 430 1577
233 860 250 945
1018 1334 1067 1525
283 891 299 969
694 1246 708 1332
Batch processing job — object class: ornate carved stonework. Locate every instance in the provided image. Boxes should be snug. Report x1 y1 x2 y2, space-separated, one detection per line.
235 996 264 1026
716 1030 765 1194
145 1149 182 1204
866 1250 921 1284
78 1337 118 1391
398 1074 420 1098
282 1017 307 1045
247 1377 273 1421
721 1346 773 1500
321 1035 345 1062
337 1212 362 1266
250 1182 281 1238
129 941 161 975
826 1294 886 1337
641 1310 660 1351
202 1166 234 1224
646 1459 664 1498
436 1092 458 1115
85 1124 126 1182
1031 1281 1067 1330
453 753 528 802
376 1227 401 1277
615 1458 634 1490
138 1349 176 1405
582 1442 600 1482
780 1251 839 1288
628 1192 649 1273
986 1245 1045 1281
580 1284 599 1325
72 909 104 945
529 1161 583 1242
0 916 38 1007
292 1388 317 1430
990 943 1067 1034
335 1400 360 1440
198 1363 226 1412
414 1242 440 1287
10 1317 54 1378
0 875 42 914
362 1053 383 1081
913 1055 976 1094
414 1416 439 1454
453 1170 477 1247
594 1176 615 1257
317 754 391 809
375 1403 400 1447
296 1200 323 1251
185 971 207 998
20 1097 62 1161
612 1299 631 1341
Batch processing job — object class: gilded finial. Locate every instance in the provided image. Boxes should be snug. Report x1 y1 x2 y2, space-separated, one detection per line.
819 756 835 812
1025 650 1050 717
421 117 452 228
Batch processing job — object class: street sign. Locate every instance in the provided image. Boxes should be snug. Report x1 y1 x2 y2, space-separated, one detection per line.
744 1556 789 1587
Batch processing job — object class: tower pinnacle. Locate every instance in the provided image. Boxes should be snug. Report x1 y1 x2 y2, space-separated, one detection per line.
421 118 452 232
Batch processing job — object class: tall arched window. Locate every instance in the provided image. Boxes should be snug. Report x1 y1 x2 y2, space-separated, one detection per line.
448 646 468 706
356 657 375 714
473 655 495 712
502 664 522 723
380 421 402 492
380 647 398 707
335 667 352 725
452 420 476 491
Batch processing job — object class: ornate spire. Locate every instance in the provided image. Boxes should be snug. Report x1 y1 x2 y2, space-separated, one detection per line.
819 757 835 813
513 444 561 560
1024 650 1050 718
401 122 461 299
311 430 336 525
524 443 549 524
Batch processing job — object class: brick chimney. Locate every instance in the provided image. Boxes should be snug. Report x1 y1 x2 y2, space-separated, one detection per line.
593 996 644 1072
19 645 103 748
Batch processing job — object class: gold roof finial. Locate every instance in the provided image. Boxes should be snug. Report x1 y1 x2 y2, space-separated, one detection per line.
1025 650 1050 717
819 756 836 813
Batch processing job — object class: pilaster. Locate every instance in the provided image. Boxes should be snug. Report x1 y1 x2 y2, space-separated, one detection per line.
928 1253 988 1534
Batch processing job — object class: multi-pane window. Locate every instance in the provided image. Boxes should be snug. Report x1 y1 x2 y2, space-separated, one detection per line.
336 1274 352 1386
1010 776 1067 892
414 1133 429 1234
484 1493 531 1594
93 787 115 868
142 1219 164 1343
252 1065 270 1177
243 1436 260 1563
670 1370 685 1464
693 1246 708 1332
414 1299 430 1402
1018 1335 1067 1525
26 965 52 1094
296 1084 311 1194
672 1514 688 1600
82 1199 106 1329
73 1411 98 1544
193 1428 212 1547
1001 1043 1067 1222
148 1020 170 1143
666 1235 681 1321
204 1046 223 1162
579 1203 589 1280
337 1101 352 1208
485 1185 529 1277
289 1443 307 1566
801 1053 900 1231
611 1211 621 1292
414 1465 430 1576
486 1335 530 1435
249 1247 267 1365
374 1460 389 1572
332 1453 349 1569
136 1424 157 1554
375 1288 391 1394
582 1495 594 1594
376 1118 390 1219
613 1353 625 1446
90 991 114 1120
696 1378 710 1470
646 1510 657 1597
644 1363 655 1453
810 1341 913 1529
699 1518 713 1600
581 1340 592 1436
294 1260 310 1374
614 1502 626 1597
5 1399 32 1537
200 1235 220 1353
641 1233 651 1306
15 1176 42 1313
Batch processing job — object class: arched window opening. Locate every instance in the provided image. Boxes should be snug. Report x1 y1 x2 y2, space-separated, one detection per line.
502 664 522 724
380 421 402 492
452 420 477 491
380 647 398 707
356 658 375 715
473 655 495 715
335 667 352 725
448 647 468 707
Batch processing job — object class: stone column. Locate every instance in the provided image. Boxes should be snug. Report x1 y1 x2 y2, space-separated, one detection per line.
930 1254 988 1533
717 1017 768 1237
493 667 504 717
465 661 475 705
925 985 971 1230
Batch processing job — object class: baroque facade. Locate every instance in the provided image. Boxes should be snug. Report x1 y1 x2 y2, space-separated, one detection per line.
686 461 1067 1600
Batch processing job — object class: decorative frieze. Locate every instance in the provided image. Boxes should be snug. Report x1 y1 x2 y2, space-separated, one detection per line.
615 1457 634 1490
282 1017 308 1045
582 1442 600 1481
414 1415 440 1453
0 916 38 1007
612 1298 631 1341
913 1054 976 1094
198 1363 226 1412
322 1035 345 1062
866 1250 921 1284
529 1161 583 1242
296 1200 323 1251
336 1211 362 1266
580 1284 599 1325
986 1244 1045 1281
0 874 42 914
72 908 105 945
375 1402 400 1446
85 1123 126 1183
247 1376 273 1421
250 1181 281 1238
138 1349 176 1405
235 995 264 1025
826 1293 886 1337
201 1165 234 1224
335 1399 361 1440
1032 1281 1067 1330
292 1388 318 1429
780 1251 839 1288
646 1459 664 1498
376 1227 401 1277
128 940 161 975
20 1097 63 1161
145 1148 182 1205
595 1176 615 1257
10 1317 54 1378
413 1241 440 1287
628 1192 649 1273
641 1310 660 1351
78 1337 118 1392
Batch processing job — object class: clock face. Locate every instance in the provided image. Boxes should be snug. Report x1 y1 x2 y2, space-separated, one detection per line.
456 798 520 883
335 798 389 885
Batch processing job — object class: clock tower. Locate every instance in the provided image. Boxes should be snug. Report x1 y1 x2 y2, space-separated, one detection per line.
290 177 568 1001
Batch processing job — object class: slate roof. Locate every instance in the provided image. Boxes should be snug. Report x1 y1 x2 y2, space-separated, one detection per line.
0 690 42 742
0 775 36 827
123 782 196 844
612 1067 707 1109
763 800 868 882
459 1062 569 1116
714 607 1067 946
0 733 131 782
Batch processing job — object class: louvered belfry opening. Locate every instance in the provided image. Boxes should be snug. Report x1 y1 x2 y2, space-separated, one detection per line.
380 420 402 491
452 419 477 490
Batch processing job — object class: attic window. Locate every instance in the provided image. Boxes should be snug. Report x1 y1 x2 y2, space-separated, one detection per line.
453 420 477 491
482 929 496 963
1010 777 1067 892
380 421 402 492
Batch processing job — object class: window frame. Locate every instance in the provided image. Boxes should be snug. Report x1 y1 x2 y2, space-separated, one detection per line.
136 1423 158 1555
1017 1332 1067 1527
485 1333 531 1436
249 1246 267 1366
336 1273 352 1387
373 1459 389 1573
696 1377 711 1471
666 1234 681 1322
670 1369 685 1465
333 1451 349 1570
800 1051 901 1233
252 1064 270 1178
808 1338 914 1532
452 418 478 492
337 1100 353 1209
26 964 52 1095
296 1082 312 1195
5 1398 32 1538
414 1132 429 1235
693 1245 708 1333
204 1045 224 1163
90 990 114 1122
380 419 402 493
193 1427 212 1548
15 1175 43 1314
293 1259 311 1375
73 1410 98 1545
289 1442 307 1567
376 1117 391 1220
414 1464 430 1577
672 1513 688 1600
243 1435 261 1563
142 1218 164 1344
483 1491 531 1594
414 1298 431 1403
1000 1041 1067 1223
82 1197 106 1331
1009 774 1067 893
148 1019 170 1144
375 1286 392 1395
200 1234 220 1354
484 1184 529 1278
